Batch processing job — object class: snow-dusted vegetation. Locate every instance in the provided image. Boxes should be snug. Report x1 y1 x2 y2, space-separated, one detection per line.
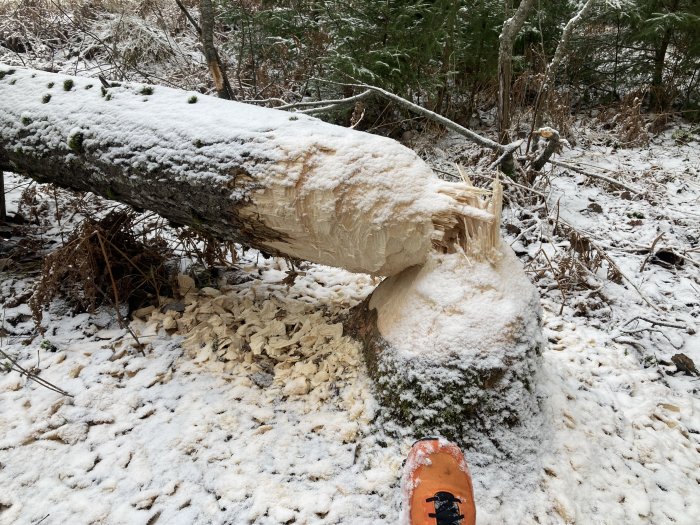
1 1 699 524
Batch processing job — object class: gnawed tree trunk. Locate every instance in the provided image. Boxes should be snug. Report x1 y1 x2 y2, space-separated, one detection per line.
0 66 480 276
1 66 544 438
348 178 544 445
199 0 235 100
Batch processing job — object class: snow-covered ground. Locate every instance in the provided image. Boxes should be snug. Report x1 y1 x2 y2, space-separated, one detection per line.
2 128 699 524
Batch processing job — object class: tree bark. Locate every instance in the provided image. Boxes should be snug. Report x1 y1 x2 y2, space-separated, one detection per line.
651 29 671 110
0 66 487 277
199 0 235 100
497 0 535 142
0 170 6 222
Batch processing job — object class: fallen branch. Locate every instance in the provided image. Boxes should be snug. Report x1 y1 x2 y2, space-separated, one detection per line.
321 80 514 152
548 159 643 195
277 89 373 111
488 139 524 171
623 315 693 333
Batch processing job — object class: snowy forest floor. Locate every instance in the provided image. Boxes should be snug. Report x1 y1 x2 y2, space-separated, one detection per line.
1 122 699 525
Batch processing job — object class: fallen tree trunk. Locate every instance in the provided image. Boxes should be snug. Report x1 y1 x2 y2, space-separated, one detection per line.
0 65 483 276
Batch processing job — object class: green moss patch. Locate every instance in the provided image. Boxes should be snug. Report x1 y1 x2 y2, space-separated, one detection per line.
68 131 85 154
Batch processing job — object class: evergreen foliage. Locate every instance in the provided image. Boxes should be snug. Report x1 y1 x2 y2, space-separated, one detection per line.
218 0 700 121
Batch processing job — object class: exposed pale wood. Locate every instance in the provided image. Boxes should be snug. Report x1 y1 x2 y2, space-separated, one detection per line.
199 0 234 100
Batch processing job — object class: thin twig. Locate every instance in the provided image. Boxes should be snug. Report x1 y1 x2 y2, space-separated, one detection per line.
623 316 692 332
0 348 72 397
639 233 664 272
278 89 373 110
95 233 145 354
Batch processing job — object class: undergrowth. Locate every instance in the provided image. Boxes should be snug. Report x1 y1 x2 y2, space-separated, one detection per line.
30 210 173 328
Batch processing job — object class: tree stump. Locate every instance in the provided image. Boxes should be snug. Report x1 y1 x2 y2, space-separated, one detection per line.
349 246 544 446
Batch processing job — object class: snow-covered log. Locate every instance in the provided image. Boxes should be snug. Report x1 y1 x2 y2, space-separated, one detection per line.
0 65 480 276
349 180 544 444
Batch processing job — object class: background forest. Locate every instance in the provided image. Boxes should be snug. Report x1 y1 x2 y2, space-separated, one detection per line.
217 0 700 122
2 0 699 137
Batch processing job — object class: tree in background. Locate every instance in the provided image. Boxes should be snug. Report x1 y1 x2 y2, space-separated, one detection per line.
215 0 700 126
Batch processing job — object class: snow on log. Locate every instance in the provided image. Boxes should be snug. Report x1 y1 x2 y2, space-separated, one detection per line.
0 65 485 277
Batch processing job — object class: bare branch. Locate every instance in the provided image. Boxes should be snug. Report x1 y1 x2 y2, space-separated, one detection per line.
335 81 510 152
278 89 373 110
548 159 643 195
174 0 201 35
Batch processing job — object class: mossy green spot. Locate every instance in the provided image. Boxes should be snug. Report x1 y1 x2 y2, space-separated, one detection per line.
63 79 74 91
47 82 54 89
42 93 51 104
188 95 198 104
68 131 85 154
139 85 154 95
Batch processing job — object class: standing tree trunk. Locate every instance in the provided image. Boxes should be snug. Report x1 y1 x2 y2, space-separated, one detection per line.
200 0 234 100
527 0 598 153
650 0 680 110
651 28 672 110
497 0 535 142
